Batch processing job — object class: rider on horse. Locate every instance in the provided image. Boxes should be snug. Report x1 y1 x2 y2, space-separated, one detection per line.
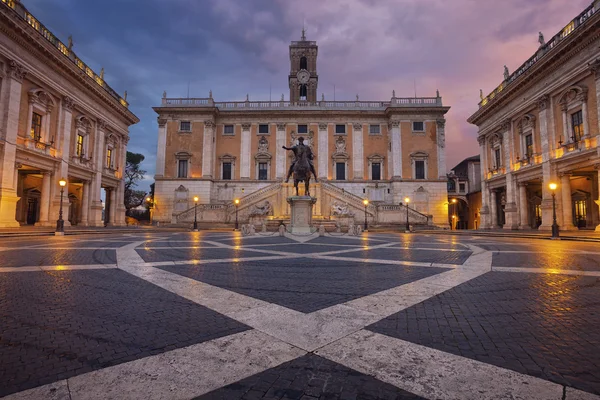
283 137 318 183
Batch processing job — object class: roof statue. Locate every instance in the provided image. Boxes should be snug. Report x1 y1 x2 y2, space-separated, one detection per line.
538 31 545 47
503 65 510 81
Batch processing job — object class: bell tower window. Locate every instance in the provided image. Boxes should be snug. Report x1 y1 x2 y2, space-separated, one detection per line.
300 85 307 101
300 56 307 70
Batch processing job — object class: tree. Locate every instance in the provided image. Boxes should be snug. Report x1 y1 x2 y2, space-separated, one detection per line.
124 151 147 213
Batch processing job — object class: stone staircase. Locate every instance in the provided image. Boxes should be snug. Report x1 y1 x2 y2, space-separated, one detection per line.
320 182 376 216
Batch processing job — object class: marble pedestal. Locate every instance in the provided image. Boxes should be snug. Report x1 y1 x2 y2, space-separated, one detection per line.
287 196 317 234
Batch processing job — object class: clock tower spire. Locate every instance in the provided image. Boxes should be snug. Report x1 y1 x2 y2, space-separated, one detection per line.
289 31 318 103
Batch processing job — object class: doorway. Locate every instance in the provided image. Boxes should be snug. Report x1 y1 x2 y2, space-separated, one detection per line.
26 198 38 225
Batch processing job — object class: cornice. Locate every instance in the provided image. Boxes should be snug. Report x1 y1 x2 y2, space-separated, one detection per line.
0 10 138 126
468 15 600 126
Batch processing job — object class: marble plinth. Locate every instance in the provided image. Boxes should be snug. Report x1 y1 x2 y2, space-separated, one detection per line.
287 196 317 234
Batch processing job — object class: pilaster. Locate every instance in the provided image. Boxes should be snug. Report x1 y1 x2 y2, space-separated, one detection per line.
202 120 215 178
436 119 447 179
317 123 328 179
518 183 529 229
560 173 576 230
276 123 286 179
389 121 402 179
478 135 490 229
156 117 167 177
240 123 251 179
352 123 364 179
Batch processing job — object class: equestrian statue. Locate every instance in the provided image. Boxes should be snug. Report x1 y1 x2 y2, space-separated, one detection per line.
283 137 318 196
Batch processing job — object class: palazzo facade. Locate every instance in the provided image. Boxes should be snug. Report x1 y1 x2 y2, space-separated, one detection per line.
0 0 139 227
469 1 600 231
153 33 451 228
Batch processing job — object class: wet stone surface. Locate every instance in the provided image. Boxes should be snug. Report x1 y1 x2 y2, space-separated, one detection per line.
0 249 117 267
0 269 249 397
159 258 449 313
196 353 425 400
367 271 600 395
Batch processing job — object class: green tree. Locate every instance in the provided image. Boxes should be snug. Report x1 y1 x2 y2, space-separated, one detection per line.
124 151 147 213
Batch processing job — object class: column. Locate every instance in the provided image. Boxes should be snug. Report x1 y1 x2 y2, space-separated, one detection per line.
436 119 446 179
478 135 490 229
0 61 26 227
202 120 215 178
561 106 569 142
590 60 600 146
389 121 402 178
317 123 328 179
155 118 167 177
240 123 251 179
535 96 554 231
89 119 107 226
582 100 590 138
276 123 286 179
50 97 74 226
352 123 364 179
560 174 576 230
115 138 128 225
109 188 117 225
502 119 518 229
80 181 90 226
36 172 52 225
595 166 600 232
490 190 498 228
518 183 529 229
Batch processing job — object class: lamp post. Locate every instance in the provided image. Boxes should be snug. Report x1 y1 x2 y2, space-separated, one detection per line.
451 198 457 230
193 196 199 231
363 199 369 232
404 197 410 232
549 182 559 238
234 198 240 231
55 178 67 235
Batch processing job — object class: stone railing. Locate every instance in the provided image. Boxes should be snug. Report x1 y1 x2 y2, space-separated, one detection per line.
160 97 443 110
226 182 282 214
321 182 377 215
0 0 128 108
23 137 55 156
479 3 595 109
176 203 227 223
71 155 94 169
377 204 430 225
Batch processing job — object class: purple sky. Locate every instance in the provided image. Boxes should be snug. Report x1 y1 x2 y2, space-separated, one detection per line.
22 0 590 191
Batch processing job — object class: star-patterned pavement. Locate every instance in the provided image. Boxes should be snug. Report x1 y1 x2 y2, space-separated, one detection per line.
1 231 599 399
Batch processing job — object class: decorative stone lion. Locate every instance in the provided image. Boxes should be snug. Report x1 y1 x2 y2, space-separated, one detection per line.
250 200 273 216
331 201 354 216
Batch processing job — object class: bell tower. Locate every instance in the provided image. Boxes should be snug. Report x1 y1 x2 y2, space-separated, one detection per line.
289 29 318 103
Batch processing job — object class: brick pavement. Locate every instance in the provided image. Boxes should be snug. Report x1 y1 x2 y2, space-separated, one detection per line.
367 271 600 395
135 247 273 262
0 269 249 397
0 249 117 268
331 248 472 265
159 258 450 313
492 251 600 271
196 353 426 400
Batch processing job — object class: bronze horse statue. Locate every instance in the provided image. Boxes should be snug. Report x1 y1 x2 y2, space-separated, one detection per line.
283 137 318 196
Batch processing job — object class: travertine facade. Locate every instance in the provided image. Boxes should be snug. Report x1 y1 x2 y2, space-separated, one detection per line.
153 34 450 228
0 0 139 227
469 1 600 231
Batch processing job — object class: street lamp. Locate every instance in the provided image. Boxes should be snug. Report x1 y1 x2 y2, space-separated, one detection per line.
363 199 369 232
451 198 457 230
55 178 67 235
193 196 199 231
549 182 559 238
404 197 410 232
234 198 240 231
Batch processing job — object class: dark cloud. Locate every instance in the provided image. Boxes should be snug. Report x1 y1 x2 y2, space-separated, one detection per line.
21 0 592 188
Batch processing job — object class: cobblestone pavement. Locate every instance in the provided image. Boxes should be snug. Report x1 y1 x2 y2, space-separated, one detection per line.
0 232 599 399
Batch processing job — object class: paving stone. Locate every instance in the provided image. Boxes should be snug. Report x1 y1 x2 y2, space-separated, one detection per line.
195 354 425 400
159 258 448 313
135 247 274 262
0 269 249 397
332 248 472 264
492 251 600 271
367 271 600 395
0 249 117 267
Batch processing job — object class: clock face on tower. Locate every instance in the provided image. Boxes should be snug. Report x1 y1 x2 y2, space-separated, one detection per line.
296 69 310 84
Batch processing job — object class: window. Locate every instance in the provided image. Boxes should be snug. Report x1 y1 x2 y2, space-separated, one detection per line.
31 112 42 140
258 124 269 134
298 124 308 134
412 121 424 132
335 124 346 134
177 159 188 178
369 124 380 135
336 162 346 180
76 134 84 157
525 134 533 158
106 148 113 168
448 180 456 192
415 160 425 179
222 162 232 180
459 183 466 193
494 148 501 168
179 121 191 132
372 163 381 181
572 110 583 142
300 56 307 70
299 85 307 100
258 162 268 180
224 125 234 135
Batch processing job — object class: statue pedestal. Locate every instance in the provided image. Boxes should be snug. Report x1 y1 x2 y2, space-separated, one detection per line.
287 196 317 234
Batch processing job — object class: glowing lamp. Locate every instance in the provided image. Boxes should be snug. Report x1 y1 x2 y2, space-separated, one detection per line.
549 183 557 191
